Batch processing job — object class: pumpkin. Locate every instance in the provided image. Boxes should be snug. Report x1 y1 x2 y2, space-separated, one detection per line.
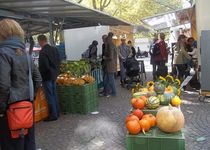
126 120 141 135
156 105 185 133
172 86 178 95
133 109 144 119
154 82 165 94
133 92 148 98
146 96 160 109
130 97 137 105
162 92 175 105
142 114 156 127
125 114 139 123
139 119 151 134
157 94 165 105
140 96 148 104
133 98 145 109
171 96 182 107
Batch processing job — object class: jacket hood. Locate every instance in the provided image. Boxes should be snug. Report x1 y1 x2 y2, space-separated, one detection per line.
0 37 25 51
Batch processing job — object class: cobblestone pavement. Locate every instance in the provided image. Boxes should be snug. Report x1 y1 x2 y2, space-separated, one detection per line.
35 59 210 150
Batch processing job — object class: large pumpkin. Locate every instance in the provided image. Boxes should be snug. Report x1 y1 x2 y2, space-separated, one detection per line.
146 96 160 109
156 105 185 133
154 82 165 94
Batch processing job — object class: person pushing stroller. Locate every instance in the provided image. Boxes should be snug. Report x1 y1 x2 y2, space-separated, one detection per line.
118 37 132 87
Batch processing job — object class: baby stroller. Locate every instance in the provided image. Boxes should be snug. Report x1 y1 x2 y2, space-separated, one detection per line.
124 57 142 89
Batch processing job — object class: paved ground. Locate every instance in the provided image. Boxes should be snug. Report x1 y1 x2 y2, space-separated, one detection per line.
35 57 210 150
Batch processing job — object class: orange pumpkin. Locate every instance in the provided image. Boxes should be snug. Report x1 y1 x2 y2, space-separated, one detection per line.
139 119 151 134
126 120 141 135
125 114 139 123
142 114 156 127
130 97 137 105
132 109 144 119
140 96 148 104
133 98 145 109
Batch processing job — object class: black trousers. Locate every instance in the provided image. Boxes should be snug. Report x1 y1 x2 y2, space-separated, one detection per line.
0 115 36 150
175 64 188 81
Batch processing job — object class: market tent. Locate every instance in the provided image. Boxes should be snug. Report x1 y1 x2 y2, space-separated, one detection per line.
141 6 194 31
0 0 131 35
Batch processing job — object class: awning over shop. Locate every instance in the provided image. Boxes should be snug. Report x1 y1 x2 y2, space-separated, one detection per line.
141 6 194 31
0 0 131 34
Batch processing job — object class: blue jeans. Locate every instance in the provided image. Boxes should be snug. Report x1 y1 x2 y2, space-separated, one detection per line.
120 60 126 82
104 73 117 96
42 81 59 119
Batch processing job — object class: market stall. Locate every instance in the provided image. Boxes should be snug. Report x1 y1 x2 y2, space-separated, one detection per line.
125 76 185 150
0 0 131 118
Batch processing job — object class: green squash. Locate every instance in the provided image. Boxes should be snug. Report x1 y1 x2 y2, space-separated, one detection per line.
133 92 148 98
172 86 178 95
154 82 165 94
157 94 166 105
146 96 160 109
162 92 175 105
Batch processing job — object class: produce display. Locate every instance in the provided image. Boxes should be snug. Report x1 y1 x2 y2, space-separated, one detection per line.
57 61 95 86
126 75 185 135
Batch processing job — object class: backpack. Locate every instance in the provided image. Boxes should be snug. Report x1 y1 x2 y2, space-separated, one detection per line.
152 43 161 56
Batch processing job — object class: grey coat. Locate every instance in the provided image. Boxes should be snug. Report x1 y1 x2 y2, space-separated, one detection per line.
0 37 42 114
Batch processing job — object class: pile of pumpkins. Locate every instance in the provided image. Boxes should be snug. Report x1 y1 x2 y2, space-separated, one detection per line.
132 76 182 108
126 76 185 134
126 102 185 134
56 73 95 86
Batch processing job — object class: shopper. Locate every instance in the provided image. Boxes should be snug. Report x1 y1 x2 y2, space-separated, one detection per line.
38 35 60 121
127 40 136 58
173 34 191 81
118 37 131 87
153 33 168 78
0 19 42 150
149 36 159 80
89 40 98 59
103 32 117 97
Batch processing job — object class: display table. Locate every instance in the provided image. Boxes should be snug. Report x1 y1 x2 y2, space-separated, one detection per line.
57 82 98 114
126 127 185 150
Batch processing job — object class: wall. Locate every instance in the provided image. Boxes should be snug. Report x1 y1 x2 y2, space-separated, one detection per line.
196 0 210 65
64 26 109 60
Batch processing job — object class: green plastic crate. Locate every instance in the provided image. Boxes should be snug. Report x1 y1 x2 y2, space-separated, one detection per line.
57 82 98 114
126 127 185 150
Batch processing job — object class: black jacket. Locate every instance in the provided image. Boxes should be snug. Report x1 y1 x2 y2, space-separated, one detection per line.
39 44 60 81
0 37 42 113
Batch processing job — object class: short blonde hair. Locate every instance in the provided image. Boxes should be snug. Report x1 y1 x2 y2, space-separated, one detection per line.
0 19 24 42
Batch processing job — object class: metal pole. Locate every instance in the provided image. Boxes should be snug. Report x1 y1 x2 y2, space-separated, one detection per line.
49 17 54 46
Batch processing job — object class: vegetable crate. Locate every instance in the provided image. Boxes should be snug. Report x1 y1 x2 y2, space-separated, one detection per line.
126 127 185 150
57 82 98 114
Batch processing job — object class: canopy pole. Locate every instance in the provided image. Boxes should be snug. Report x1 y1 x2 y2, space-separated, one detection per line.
49 17 54 46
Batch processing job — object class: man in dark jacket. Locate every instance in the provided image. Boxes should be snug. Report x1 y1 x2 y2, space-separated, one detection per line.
38 35 60 121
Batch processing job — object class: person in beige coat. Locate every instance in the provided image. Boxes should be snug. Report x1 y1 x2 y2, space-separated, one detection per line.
173 34 191 81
